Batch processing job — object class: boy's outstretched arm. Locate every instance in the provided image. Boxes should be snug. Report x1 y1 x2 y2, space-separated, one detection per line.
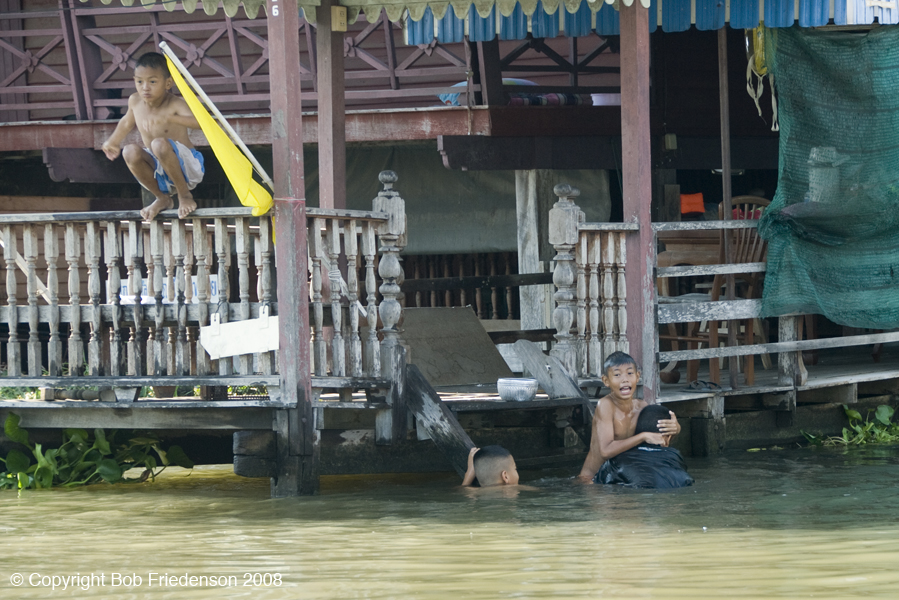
102 99 136 160
577 401 667 482
461 447 479 487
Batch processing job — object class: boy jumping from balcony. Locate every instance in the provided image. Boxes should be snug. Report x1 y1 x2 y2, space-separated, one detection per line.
102 51 203 221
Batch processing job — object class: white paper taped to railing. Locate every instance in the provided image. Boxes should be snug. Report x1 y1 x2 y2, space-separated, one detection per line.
199 305 279 360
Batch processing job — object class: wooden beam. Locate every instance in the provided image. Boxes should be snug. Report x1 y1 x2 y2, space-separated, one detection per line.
316 0 347 209
718 27 738 390
268 0 318 497
474 40 504 106
619 3 657 401
515 170 554 331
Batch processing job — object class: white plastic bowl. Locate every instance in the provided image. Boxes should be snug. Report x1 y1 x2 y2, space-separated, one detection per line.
497 378 539 402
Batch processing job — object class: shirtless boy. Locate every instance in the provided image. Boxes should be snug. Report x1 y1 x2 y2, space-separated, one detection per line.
102 52 203 221
577 351 681 482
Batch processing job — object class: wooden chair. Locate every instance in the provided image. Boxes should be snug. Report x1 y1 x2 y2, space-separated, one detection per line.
659 196 770 386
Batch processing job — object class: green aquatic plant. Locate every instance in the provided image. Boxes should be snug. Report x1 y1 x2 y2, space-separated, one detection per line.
0 413 194 490
802 404 899 446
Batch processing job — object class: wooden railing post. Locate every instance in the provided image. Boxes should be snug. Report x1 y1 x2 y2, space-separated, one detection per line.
3 225 21 376
778 315 806 389
65 224 82 376
373 171 408 445
23 225 41 376
549 184 583 378
45 224 62 377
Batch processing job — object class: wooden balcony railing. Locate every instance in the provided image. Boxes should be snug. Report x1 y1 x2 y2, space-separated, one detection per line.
0 173 406 389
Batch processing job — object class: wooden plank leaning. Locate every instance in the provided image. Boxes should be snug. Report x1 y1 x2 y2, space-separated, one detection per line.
514 339 593 446
403 364 474 477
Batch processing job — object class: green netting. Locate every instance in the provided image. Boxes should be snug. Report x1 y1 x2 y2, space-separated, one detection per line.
757 26 899 329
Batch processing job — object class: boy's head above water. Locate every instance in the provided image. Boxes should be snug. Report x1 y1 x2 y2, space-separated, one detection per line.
601 351 640 401
473 445 519 487
635 404 669 443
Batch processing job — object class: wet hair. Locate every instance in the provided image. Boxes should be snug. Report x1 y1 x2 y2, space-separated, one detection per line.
473 445 514 486
635 404 670 436
135 52 170 77
603 351 638 376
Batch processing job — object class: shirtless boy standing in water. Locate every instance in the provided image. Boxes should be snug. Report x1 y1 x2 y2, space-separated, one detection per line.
102 52 203 221
577 351 681 482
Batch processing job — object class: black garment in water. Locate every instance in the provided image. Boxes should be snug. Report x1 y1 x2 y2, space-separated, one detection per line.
594 445 694 489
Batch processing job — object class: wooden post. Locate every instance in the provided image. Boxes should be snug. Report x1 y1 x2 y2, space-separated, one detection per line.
778 315 806 388
515 170 554 333
718 28 738 390
548 184 582 377
316 0 346 209
473 40 504 106
268 0 318 497
619 3 657 402
373 171 407 445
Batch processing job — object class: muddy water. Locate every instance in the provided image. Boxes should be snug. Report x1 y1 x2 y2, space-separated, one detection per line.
2 446 898 599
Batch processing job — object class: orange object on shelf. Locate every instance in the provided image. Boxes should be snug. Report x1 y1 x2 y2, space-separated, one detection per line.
680 192 705 214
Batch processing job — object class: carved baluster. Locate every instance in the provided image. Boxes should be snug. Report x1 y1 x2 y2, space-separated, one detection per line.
193 218 212 375
575 232 588 377
428 255 437 307
45 224 62 376
255 217 274 374
601 232 617 362
214 218 231 375
164 228 176 374
171 220 188 376
474 254 484 318
127 222 145 376
183 229 195 374
458 256 466 308
345 219 362 377
22 226 40 376
374 171 407 443
504 252 513 320
103 222 123 376
413 257 422 307
588 233 602 377
443 255 452 307
149 220 166 375
85 222 102 375
361 221 379 376
326 219 345 376
489 254 499 319
65 224 83 376
310 218 327 376
235 217 251 375
2 226 20 376
549 184 581 377
616 232 629 354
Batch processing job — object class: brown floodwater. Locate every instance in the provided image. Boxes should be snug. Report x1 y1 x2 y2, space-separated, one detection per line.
2 445 898 599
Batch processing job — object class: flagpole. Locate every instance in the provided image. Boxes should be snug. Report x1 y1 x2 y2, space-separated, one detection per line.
159 41 275 191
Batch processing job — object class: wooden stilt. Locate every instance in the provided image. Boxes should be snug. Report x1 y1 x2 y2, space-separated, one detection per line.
619 3 657 401
268 0 318 497
515 170 554 333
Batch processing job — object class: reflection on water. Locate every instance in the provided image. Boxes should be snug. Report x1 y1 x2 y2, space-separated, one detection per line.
2 446 899 599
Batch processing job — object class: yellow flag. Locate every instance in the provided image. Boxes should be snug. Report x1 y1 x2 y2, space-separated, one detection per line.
166 57 273 217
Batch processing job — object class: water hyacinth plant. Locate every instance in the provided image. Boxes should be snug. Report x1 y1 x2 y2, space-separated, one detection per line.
0 413 194 490
802 404 899 446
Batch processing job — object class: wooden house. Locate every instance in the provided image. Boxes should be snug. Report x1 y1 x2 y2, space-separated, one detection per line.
1 0 898 496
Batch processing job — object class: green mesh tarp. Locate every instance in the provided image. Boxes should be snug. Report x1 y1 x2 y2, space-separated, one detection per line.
757 26 899 328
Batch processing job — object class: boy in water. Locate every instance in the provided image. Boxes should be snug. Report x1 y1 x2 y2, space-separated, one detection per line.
577 351 681 482
462 445 520 487
102 52 203 221
595 404 694 489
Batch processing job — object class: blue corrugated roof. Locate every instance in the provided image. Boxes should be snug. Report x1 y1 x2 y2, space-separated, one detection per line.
406 0 857 46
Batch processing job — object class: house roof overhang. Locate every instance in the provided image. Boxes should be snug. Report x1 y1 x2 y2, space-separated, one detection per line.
85 0 883 30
